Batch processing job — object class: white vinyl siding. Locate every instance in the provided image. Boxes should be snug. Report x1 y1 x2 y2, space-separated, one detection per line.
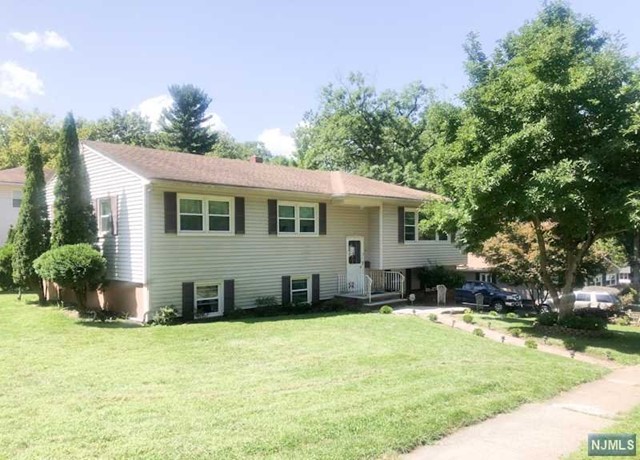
366 207 382 270
381 204 466 269
45 146 146 283
148 185 369 314
0 185 22 246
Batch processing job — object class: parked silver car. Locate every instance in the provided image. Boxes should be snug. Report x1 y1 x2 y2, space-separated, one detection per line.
542 290 621 314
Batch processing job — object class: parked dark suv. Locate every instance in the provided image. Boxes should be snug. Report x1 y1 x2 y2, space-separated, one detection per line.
455 281 522 313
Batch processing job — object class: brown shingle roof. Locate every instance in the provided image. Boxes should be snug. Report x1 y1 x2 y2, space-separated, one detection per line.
83 141 440 202
0 166 55 185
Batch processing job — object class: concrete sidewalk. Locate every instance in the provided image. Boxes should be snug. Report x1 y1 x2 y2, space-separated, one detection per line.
404 365 640 460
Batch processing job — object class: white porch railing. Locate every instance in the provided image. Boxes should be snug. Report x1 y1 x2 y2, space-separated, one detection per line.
369 270 405 297
337 274 373 303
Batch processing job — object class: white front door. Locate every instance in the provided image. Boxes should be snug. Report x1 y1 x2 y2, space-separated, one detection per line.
346 236 364 293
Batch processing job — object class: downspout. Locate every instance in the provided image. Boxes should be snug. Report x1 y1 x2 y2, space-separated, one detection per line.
142 182 151 323
379 203 384 270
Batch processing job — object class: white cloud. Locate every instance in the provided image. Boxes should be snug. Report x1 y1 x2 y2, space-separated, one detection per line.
133 94 227 132
258 128 296 158
0 61 44 100
9 30 72 51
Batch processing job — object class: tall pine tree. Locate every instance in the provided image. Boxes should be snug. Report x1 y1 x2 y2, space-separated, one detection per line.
160 84 218 154
12 141 50 302
51 113 97 248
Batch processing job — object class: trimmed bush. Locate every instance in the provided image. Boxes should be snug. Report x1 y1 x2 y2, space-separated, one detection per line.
379 305 393 314
558 313 607 331
462 313 474 323
0 244 15 291
428 313 438 322
537 311 558 326
613 315 631 326
153 306 178 326
511 328 522 338
506 312 518 319
563 337 578 351
33 244 106 310
255 296 278 308
463 308 473 315
524 338 538 349
488 311 499 317
472 328 485 337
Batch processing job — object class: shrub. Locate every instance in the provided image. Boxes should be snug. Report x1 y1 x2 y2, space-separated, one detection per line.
428 313 438 322
153 306 178 326
472 327 485 337
613 315 631 326
463 308 473 315
511 328 522 338
33 244 106 310
506 312 518 319
0 244 15 291
558 313 607 331
316 298 348 312
379 305 393 314
537 311 558 326
563 337 578 351
255 296 278 308
462 313 474 323
524 338 538 349
573 307 610 321
488 311 499 317
418 264 465 289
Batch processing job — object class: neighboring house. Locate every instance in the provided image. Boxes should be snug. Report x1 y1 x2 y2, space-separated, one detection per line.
0 167 26 245
45 141 466 321
457 253 496 283
586 265 632 287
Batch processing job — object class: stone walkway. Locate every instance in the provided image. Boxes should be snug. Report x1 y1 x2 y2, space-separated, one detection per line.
394 306 639 459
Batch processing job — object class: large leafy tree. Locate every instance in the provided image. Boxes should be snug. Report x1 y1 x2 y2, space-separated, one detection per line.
11 142 50 302
78 109 161 148
51 113 97 248
160 84 218 154
294 72 433 187
422 2 640 317
0 108 59 169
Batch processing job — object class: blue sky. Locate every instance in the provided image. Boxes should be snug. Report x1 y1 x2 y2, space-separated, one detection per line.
1 0 639 156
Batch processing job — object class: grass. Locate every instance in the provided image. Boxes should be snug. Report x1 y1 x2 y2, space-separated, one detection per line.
476 314 640 365
564 406 640 460
0 294 607 459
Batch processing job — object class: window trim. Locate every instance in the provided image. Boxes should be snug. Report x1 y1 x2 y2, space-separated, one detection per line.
290 275 311 304
403 208 451 244
97 197 113 235
177 193 235 235
194 281 224 318
11 190 22 208
277 201 319 237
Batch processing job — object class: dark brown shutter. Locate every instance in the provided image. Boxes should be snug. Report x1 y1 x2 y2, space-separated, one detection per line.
234 197 245 234
164 192 177 234
312 274 320 303
182 282 194 320
319 203 327 235
110 195 118 236
398 206 405 243
405 268 413 293
268 199 277 234
224 279 235 313
475 272 480 281
281 275 291 305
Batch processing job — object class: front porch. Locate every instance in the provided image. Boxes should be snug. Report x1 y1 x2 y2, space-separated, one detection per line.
336 269 406 307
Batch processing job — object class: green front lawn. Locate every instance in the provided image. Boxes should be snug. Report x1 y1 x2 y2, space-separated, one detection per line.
564 405 640 460
474 314 640 365
0 294 606 459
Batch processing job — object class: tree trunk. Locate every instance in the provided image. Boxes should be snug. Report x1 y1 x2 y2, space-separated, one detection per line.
35 278 45 305
558 251 581 319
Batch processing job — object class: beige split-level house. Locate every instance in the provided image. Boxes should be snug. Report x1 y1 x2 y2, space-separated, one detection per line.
45 141 466 321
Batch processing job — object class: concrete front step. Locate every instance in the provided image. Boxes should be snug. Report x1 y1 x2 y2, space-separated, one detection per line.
365 298 406 308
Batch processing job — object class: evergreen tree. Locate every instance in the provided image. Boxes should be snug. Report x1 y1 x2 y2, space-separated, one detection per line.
160 84 218 154
12 141 50 302
51 113 97 248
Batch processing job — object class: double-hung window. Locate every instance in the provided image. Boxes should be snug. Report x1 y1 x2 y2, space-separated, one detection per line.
278 202 318 236
178 195 233 234
291 276 311 304
195 282 222 317
98 197 113 234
